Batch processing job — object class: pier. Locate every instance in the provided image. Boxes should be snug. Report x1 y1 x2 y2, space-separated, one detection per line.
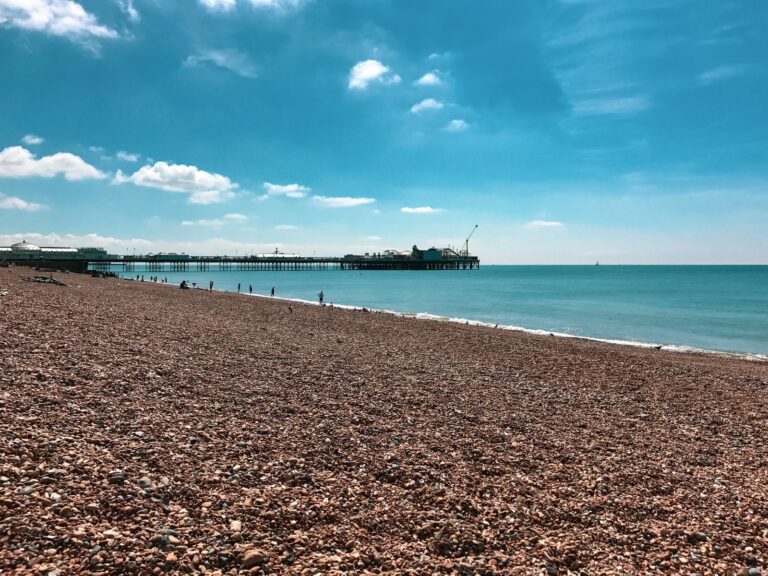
93 252 480 273
2 241 480 273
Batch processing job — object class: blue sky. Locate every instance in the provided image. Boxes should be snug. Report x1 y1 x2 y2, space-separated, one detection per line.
0 0 766 263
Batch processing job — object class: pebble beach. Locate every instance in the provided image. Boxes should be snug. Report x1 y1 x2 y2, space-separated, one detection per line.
1 268 767 575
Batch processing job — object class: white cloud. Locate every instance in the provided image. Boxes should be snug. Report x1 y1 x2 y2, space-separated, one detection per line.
401 206 442 214
0 0 118 44
113 161 238 204
116 150 140 162
181 218 226 228
699 65 744 85
275 224 299 230
21 134 44 145
363 235 381 241
199 0 303 11
0 146 105 180
524 220 564 229
199 0 236 9
0 193 45 212
572 96 649 116
348 59 401 90
444 119 469 132
249 0 303 7
185 49 257 78
263 182 310 198
410 98 444 113
181 213 246 228
89 145 105 153
415 71 441 86
313 195 375 208
117 0 139 22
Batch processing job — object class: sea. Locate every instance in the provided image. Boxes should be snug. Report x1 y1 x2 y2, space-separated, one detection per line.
106 265 768 358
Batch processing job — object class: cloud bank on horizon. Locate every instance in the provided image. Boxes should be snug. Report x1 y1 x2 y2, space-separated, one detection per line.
0 0 766 263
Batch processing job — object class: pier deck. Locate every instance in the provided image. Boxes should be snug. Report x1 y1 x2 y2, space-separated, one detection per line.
89 255 480 273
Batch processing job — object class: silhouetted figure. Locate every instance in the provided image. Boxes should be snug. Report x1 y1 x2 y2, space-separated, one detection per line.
249 284 253 294
318 290 324 305
271 286 275 297
237 283 241 292
209 281 214 291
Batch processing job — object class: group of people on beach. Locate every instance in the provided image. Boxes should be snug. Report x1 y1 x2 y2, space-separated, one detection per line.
170 277 328 309
135 275 168 284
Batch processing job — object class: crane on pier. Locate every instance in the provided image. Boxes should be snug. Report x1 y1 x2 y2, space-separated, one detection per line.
461 224 478 257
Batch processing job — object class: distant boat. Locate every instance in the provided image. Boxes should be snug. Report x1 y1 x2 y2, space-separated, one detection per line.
595 260 600 266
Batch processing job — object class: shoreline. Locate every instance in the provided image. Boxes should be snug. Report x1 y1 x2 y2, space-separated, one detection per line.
123 274 768 363
3 268 767 574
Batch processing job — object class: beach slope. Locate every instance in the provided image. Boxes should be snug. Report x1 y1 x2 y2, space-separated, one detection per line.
1 269 766 574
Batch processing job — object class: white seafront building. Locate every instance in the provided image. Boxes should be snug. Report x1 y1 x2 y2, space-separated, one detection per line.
0 240 109 260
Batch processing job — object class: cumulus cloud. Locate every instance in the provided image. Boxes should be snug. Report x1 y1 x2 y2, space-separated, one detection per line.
185 49 257 78
117 0 139 22
0 146 105 180
223 212 247 221
444 119 469 132
410 98 444 113
21 134 44 145
348 59 401 90
0 193 45 212
312 195 375 208
401 206 442 214
116 150 140 162
524 220 564 229
0 0 118 45
113 161 238 205
415 71 441 86
263 182 310 198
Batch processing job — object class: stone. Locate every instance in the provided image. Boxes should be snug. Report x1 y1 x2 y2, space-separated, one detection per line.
108 470 127 485
241 549 266 569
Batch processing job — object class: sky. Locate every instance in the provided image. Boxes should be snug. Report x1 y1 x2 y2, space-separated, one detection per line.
0 0 766 264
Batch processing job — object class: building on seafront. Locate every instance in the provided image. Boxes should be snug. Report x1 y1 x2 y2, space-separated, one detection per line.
0 240 111 261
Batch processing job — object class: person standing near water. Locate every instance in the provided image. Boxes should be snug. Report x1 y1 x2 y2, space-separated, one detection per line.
318 290 324 305
237 283 241 293
271 286 275 297
249 285 253 294
209 280 213 291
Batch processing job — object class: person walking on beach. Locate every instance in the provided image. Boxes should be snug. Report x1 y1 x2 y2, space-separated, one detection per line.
318 290 324 305
209 280 213 291
271 286 275 297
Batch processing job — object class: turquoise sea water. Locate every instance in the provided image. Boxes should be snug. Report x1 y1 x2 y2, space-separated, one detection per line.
108 265 768 357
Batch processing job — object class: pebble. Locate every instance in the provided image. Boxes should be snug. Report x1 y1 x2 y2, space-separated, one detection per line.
242 549 266 569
